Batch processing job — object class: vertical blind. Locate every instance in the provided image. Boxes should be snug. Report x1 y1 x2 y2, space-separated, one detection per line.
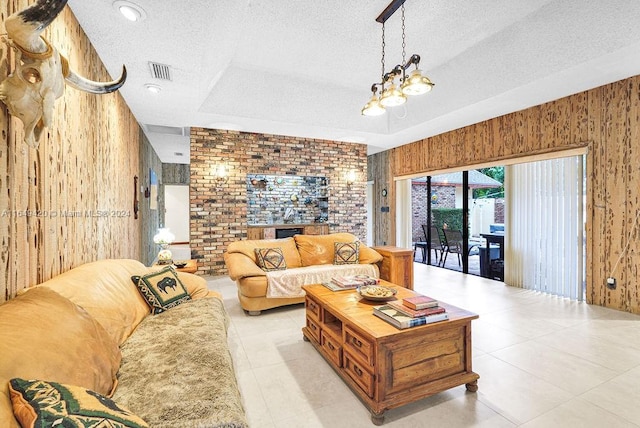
504 156 584 300
396 179 413 249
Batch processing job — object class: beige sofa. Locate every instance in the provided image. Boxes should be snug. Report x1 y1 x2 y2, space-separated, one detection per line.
0 259 247 428
224 232 384 315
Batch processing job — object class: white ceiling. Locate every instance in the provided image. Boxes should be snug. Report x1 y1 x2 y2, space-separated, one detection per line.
67 0 640 164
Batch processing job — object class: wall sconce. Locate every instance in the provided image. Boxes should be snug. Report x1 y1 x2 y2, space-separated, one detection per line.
346 170 357 186
212 164 229 186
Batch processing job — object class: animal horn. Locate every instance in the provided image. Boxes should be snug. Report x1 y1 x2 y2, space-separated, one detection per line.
4 0 69 55
64 64 128 94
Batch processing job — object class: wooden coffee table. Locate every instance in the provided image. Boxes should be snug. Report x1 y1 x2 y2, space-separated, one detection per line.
301 281 479 425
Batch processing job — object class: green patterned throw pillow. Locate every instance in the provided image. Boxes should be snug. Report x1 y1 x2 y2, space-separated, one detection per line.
132 266 191 315
334 242 360 264
9 378 148 428
255 247 287 271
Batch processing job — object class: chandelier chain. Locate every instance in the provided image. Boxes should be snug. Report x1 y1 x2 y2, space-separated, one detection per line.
362 0 434 116
381 22 386 83
401 4 406 68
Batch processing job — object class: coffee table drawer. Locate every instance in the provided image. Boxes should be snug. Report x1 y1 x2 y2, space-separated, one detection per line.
306 317 321 343
344 351 375 398
321 330 342 367
305 296 321 321
344 326 374 366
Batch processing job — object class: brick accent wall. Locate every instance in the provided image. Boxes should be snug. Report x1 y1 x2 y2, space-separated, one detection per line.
190 128 368 275
412 182 428 242
411 182 456 242
495 198 505 223
411 182 508 241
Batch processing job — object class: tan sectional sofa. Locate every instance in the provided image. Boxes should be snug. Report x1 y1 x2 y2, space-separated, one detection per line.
0 259 247 428
224 232 384 314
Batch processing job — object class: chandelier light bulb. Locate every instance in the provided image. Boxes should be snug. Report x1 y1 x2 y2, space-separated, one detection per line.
379 84 407 107
361 94 386 116
401 69 434 95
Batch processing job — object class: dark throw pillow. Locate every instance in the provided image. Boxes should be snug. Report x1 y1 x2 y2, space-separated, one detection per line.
132 266 191 315
9 378 148 428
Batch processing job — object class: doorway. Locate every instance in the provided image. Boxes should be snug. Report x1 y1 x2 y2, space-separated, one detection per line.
164 185 189 243
405 152 586 300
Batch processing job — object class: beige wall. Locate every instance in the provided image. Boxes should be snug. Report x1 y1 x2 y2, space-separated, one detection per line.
1 2 143 301
190 128 368 275
369 76 640 315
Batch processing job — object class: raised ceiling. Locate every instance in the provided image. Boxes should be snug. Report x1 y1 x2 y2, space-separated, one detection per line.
67 0 640 164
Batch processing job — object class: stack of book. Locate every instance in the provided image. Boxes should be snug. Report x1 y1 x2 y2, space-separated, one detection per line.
322 275 380 291
373 295 448 329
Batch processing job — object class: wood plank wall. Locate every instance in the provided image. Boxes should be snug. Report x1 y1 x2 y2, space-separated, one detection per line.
367 150 393 246
1 2 143 301
139 131 163 266
163 163 190 185
370 76 640 314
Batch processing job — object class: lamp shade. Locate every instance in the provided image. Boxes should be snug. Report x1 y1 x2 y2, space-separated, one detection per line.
401 69 434 95
153 228 175 245
379 84 407 107
361 94 386 116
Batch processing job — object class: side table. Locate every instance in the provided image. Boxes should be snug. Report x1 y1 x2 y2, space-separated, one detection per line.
153 259 197 274
372 246 414 290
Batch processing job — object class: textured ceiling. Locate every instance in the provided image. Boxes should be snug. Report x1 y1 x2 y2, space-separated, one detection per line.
67 0 640 164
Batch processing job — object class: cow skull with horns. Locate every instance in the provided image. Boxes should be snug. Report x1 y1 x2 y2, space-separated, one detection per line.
0 0 127 148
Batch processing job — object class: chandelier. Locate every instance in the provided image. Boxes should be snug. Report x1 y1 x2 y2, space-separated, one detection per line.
362 0 434 116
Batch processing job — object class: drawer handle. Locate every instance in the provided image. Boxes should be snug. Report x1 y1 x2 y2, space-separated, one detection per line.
310 323 317 331
327 342 335 351
308 302 317 311
354 366 363 376
351 337 362 348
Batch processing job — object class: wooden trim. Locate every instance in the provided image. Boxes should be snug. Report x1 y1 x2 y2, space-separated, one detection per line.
394 144 589 181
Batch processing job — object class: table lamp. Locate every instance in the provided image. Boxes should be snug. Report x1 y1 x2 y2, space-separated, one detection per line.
153 227 175 264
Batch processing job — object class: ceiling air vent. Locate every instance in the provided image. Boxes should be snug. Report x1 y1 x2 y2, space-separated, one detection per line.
143 124 188 136
174 152 184 157
148 62 172 81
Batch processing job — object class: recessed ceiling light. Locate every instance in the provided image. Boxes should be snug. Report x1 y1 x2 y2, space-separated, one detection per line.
144 83 162 93
113 1 147 22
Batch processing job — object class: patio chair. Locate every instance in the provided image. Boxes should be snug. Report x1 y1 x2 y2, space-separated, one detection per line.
442 229 464 266
425 225 446 266
413 229 428 263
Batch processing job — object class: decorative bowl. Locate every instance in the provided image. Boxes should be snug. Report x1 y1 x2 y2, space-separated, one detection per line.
173 261 188 268
357 285 397 302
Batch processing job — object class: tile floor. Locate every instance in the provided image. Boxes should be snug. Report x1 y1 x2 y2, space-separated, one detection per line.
413 249 483 277
205 263 640 427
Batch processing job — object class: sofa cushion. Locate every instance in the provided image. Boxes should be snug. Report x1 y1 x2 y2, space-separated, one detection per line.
133 267 191 315
236 275 269 298
35 259 153 345
9 378 148 428
227 237 302 268
334 241 360 264
295 233 383 266
112 297 248 428
0 287 121 428
255 247 287 271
